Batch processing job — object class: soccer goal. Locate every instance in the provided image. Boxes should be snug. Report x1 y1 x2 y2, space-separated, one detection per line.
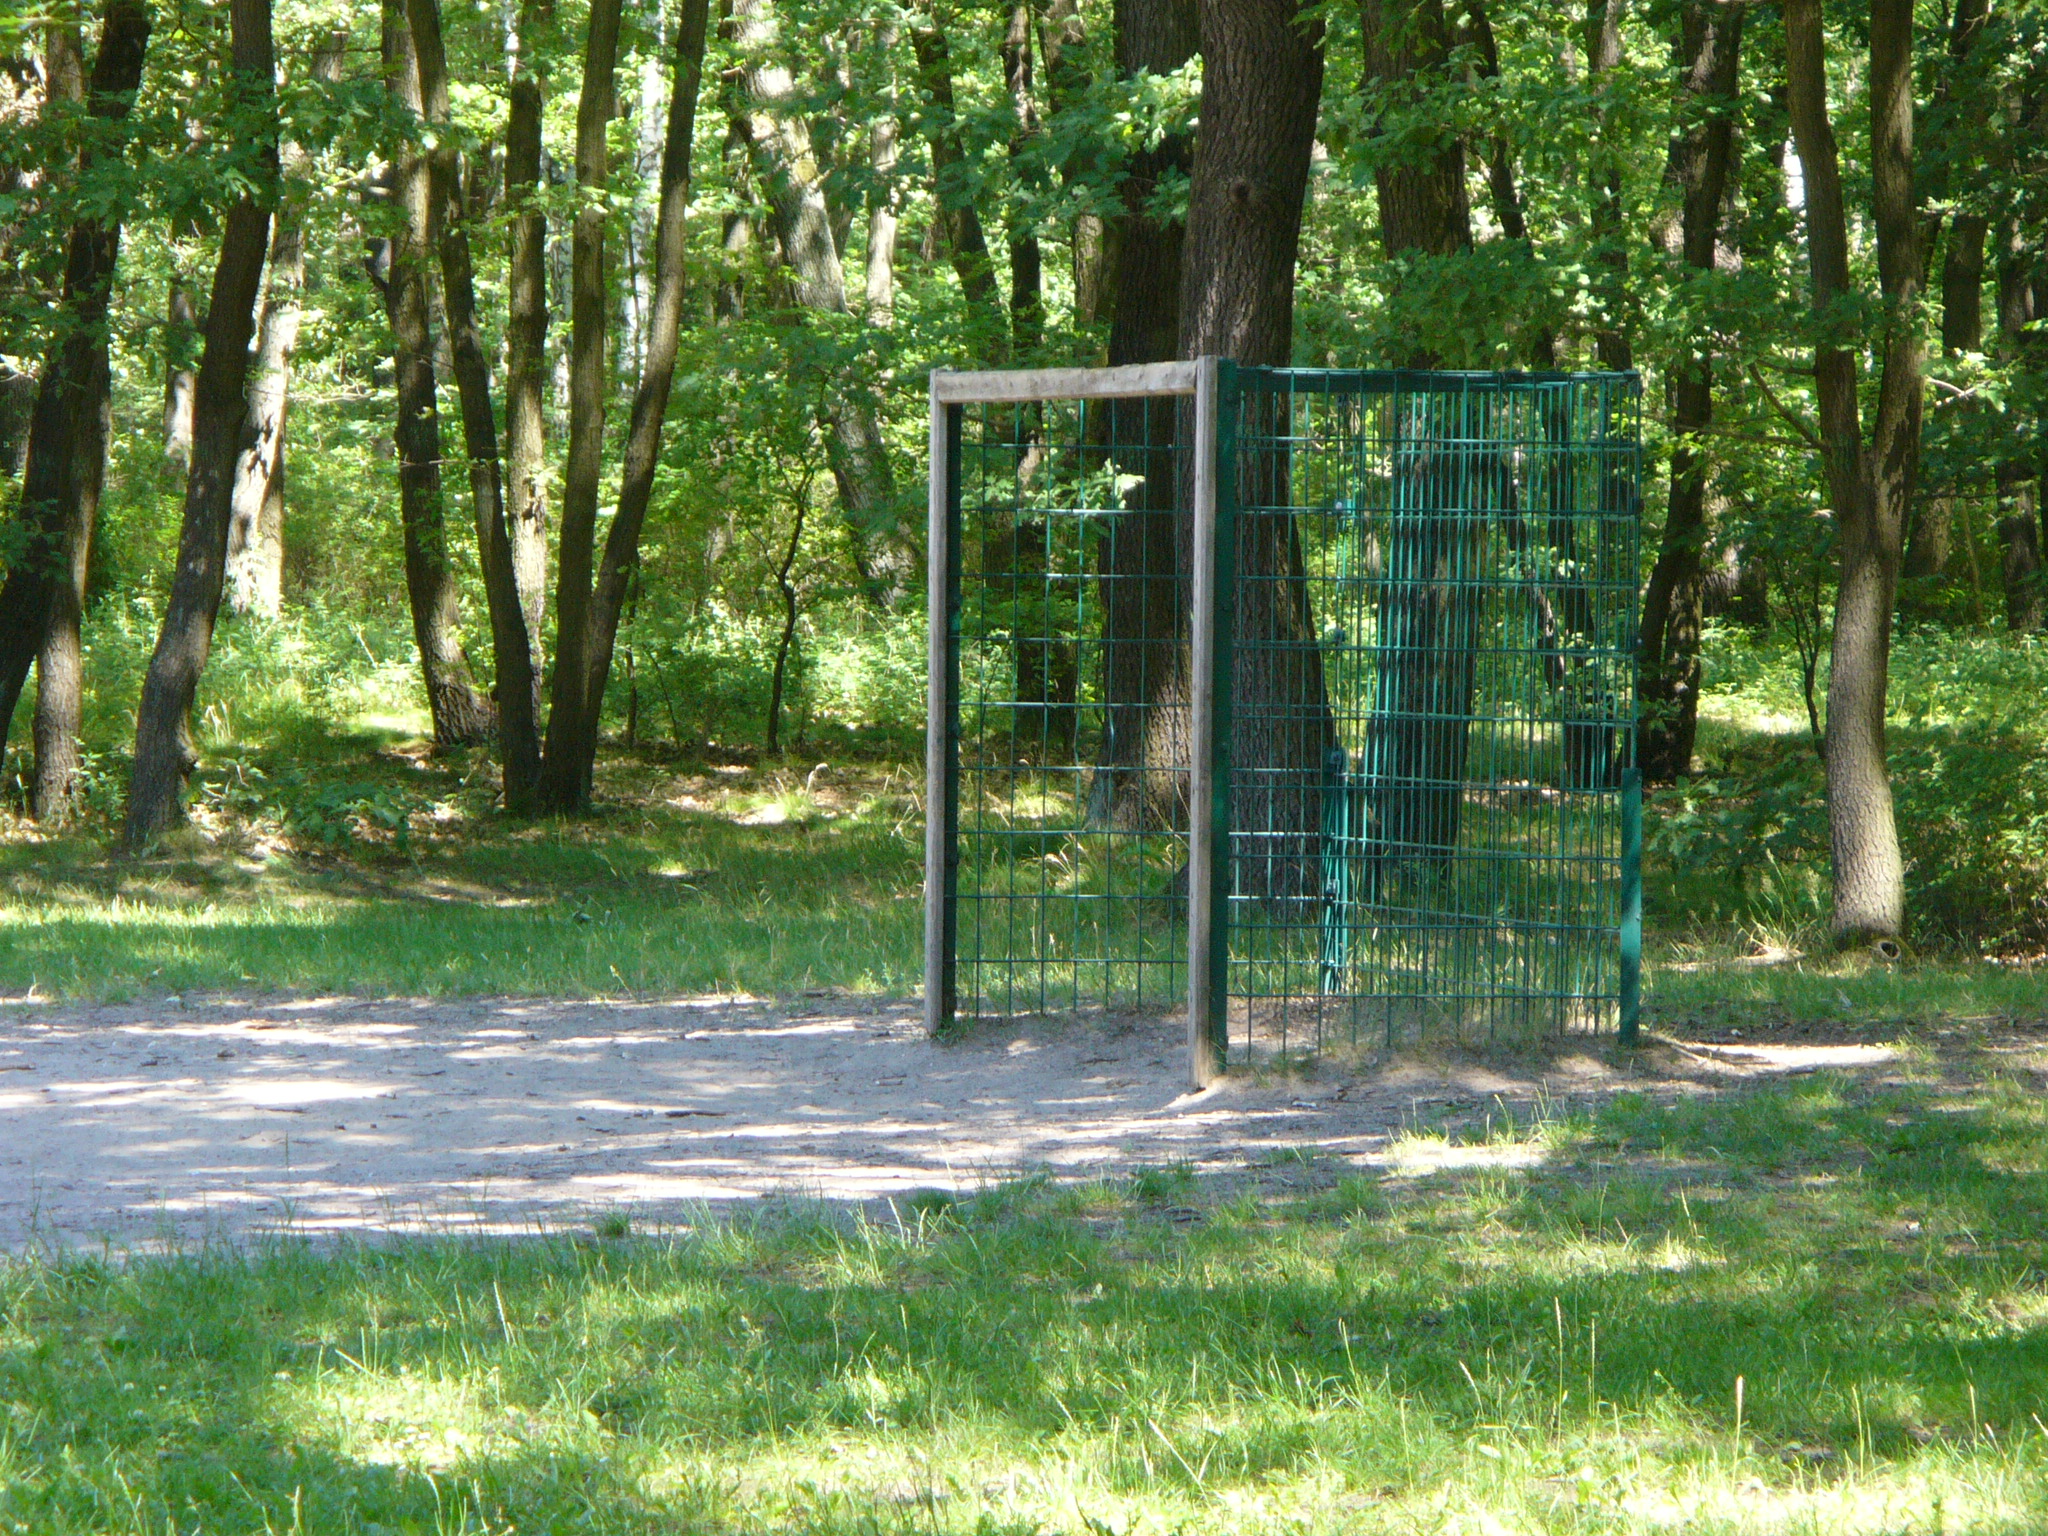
925 361 1642 1087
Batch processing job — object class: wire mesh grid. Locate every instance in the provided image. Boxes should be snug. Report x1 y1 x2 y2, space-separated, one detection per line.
944 388 1196 1023
1218 369 1642 1062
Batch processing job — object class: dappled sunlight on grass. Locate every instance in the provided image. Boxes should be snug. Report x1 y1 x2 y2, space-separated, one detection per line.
6 1060 2048 1531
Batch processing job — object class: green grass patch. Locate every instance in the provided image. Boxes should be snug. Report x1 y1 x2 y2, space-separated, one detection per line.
7 1061 2048 1531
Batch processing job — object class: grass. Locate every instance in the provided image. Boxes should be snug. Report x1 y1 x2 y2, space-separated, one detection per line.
7 1049 2048 1531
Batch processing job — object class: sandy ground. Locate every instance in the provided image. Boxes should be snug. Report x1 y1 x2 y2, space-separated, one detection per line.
0 990 1912 1249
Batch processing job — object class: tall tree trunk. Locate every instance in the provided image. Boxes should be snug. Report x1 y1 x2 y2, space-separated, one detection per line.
223 31 343 620
221 216 294 618
536 0 624 809
126 0 276 846
1785 0 1919 944
1001 1 1044 357
1584 0 1632 370
1636 0 1743 782
864 25 901 320
0 0 149 776
1090 0 1199 829
1359 0 1488 866
1180 0 1330 901
503 0 554 656
162 280 198 471
733 0 908 604
910 22 1005 347
563 0 711 804
379 0 494 749
410 0 543 810
0 365 33 479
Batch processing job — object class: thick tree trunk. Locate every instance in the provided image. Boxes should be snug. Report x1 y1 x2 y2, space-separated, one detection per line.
503 0 553 656
536 0 624 809
1361 0 1472 310
0 0 149 770
1359 0 1491 864
910 23 1004 347
379 0 494 750
1786 0 1918 944
31 351 109 822
1636 0 1743 782
126 0 275 846
410 0 542 809
567 0 711 803
162 281 198 471
733 0 907 604
1180 0 1331 901
1090 0 1199 829
223 214 301 618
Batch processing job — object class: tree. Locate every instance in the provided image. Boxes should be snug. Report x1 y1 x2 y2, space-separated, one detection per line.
1783 0 1922 944
503 0 555 652
730 0 906 606
127 0 280 845
1179 0 1331 899
1089 0 1199 829
0 0 151 822
559 0 712 804
1636 0 1744 782
536 0 624 810
224 30 347 619
409 0 543 807
374 0 495 749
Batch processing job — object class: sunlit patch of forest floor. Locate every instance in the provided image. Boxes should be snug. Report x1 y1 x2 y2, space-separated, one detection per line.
4 1024 2048 1532
4 715 2048 1030
0 733 930 999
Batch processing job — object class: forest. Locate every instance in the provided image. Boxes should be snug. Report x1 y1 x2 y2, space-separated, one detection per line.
0 0 2044 970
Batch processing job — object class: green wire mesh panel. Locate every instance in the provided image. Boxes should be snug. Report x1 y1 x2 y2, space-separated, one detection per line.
1218 369 1641 1061
947 390 1194 1022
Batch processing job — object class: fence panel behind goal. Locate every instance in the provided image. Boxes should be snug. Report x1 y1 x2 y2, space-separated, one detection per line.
1218 369 1642 1062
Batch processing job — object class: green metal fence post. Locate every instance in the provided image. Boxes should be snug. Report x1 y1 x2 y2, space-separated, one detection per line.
1206 360 1238 1072
1619 766 1642 1045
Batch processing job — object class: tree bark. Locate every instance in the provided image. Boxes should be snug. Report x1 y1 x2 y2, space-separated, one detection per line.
566 0 711 804
1089 0 1199 828
162 280 198 471
1785 0 1918 944
409 0 543 809
1636 0 1743 782
1360 0 1472 330
1180 0 1331 900
864 24 901 320
223 31 341 621
378 0 494 750
125 0 276 846
733 0 907 605
0 0 149 779
221 222 293 619
503 0 554 655
536 0 624 808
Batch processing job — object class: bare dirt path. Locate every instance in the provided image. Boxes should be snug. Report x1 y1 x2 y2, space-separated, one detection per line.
0 991 1910 1248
